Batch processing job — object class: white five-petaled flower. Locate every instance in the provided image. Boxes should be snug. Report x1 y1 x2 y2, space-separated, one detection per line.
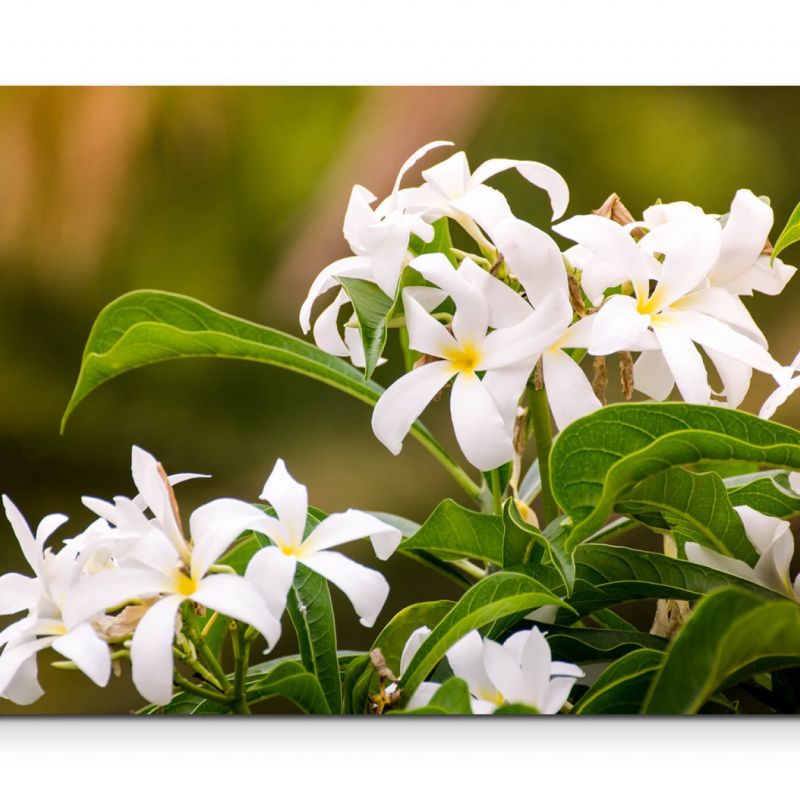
406 628 583 714
0 497 111 704
63 455 281 706
554 212 788 408
244 459 401 628
686 506 800 601
371 252 572 471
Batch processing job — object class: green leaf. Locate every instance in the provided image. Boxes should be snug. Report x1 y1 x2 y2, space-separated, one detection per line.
643 588 800 714
549 403 800 550
575 649 663 715
617 466 757 564
286 563 341 714
543 625 666 663
565 543 782 620
61 290 479 500
725 471 800 519
393 677 473 715
400 499 505 565
348 600 455 714
336 277 393 381
399 571 573 703
244 661 331 714
771 200 800 264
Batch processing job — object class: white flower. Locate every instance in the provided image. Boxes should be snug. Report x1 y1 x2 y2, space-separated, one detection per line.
299 142 451 364
244 459 401 627
371 253 572 471
0 497 111 704
406 628 583 714
555 212 787 407
63 468 281 706
686 506 800 601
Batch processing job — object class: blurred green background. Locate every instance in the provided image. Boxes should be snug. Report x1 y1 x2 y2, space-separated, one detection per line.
1 87 799 714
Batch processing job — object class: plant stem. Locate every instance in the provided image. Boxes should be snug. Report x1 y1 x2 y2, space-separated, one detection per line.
231 624 252 716
490 469 503 516
185 610 232 693
528 385 559 526
173 672 230 704
412 431 482 503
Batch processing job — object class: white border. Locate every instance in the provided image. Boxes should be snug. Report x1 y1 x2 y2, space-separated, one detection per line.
0 718 798 797
0 1 799 85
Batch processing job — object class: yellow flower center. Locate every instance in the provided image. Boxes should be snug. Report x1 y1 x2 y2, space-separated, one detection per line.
444 342 481 374
478 688 505 705
173 570 199 597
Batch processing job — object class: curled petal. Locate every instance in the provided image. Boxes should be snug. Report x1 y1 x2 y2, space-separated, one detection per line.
301 509 401 561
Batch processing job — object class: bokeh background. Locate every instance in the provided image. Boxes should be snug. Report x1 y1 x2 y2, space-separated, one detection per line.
1 86 799 714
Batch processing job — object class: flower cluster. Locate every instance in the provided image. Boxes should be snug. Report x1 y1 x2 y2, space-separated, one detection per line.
302 142 797 472
0 447 400 706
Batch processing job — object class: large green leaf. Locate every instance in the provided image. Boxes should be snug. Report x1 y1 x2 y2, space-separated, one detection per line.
61 290 479 499
575 649 663 715
543 625 666 663
549 403 800 550
564 543 782 620
617 466 756 564
772 199 800 264
399 499 505 565
643 588 800 714
286 563 341 714
399 571 572 703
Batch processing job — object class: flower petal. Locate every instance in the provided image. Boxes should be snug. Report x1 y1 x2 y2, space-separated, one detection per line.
470 158 570 220
723 254 796 297
130 446 183 542
450 373 515 471
446 630 496 700
519 627 552 705
130 594 184 706
299 256 370 334
243 546 297 620
539 676 579 715
300 550 389 627
192 573 281 650
421 151 471 199
342 185 378 253
482 637 528 705
541 348 601 431
52 622 111 687
588 294 650 356
456 256 531 327
651 317 711 404
301 509 401 561
705 347 752 408
480 290 571 370
259 459 308 548
450 184 513 231
712 189 774 287
0 573 40 615
685 542 757 583
487 217 567 306
189 499 269 579
760 374 800 420
399 626 431 677
62 567 172 629
0 637 52 704
371 360 456 456
672 288 766 347
481 363 533 435
2 496 41 576
311 290 351 357
410 253 488 344
633 349 675 401
403 289 458 359
390 140 454 201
